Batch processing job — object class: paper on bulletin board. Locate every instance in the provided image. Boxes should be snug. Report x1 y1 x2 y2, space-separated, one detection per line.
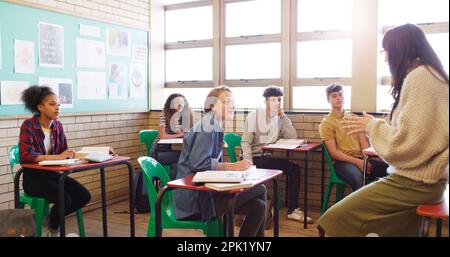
39 77 73 108
39 22 64 68
14 40 35 74
132 44 148 63
77 71 106 100
129 63 146 99
76 38 105 69
107 28 131 57
108 62 128 99
79 24 101 38
0 81 29 105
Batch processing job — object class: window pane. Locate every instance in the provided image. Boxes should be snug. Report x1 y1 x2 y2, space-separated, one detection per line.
226 43 281 80
377 85 393 112
166 6 212 42
297 39 352 78
166 47 212 81
164 88 211 109
232 87 267 109
379 0 449 25
226 0 281 37
427 33 449 74
293 86 351 110
165 0 202 5
298 0 352 32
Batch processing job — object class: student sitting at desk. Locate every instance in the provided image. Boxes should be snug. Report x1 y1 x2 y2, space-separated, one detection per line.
18 86 91 237
241 86 312 223
154 93 193 179
173 86 268 237
319 83 388 191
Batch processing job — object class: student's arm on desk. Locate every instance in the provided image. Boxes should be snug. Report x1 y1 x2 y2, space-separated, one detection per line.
159 125 184 139
324 140 371 172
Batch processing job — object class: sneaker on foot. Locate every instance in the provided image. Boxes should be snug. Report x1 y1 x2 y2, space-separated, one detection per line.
287 208 314 224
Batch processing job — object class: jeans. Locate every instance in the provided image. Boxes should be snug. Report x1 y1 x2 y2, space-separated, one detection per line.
334 160 389 191
22 169 91 230
157 151 181 180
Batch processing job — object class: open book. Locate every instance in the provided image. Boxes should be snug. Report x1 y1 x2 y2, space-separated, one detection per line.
205 181 254 191
192 171 245 183
39 159 82 166
75 146 111 159
265 139 306 150
158 138 183 145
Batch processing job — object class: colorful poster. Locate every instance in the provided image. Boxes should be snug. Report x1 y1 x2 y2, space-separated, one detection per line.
132 44 148 63
39 22 64 68
77 71 106 100
108 62 128 99
76 38 105 69
129 63 146 99
79 24 101 38
38 77 73 108
107 28 131 56
0 81 29 105
14 40 35 74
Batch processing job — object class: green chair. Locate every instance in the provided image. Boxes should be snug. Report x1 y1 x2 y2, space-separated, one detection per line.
320 143 348 215
9 145 86 237
137 156 223 237
139 129 171 175
223 133 282 210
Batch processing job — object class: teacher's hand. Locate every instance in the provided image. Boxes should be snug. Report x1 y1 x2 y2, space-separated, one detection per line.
341 111 374 135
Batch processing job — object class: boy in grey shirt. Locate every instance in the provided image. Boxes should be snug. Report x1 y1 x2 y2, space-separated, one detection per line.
242 86 312 223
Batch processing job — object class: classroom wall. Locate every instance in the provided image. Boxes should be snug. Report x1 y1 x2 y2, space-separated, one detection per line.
0 0 151 210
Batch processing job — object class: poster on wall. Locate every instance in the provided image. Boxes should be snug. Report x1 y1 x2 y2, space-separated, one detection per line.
107 28 131 56
79 24 101 38
14 40 35 74
77 71 106 100
0 81 29 105
108 62 128 99
39 77 73 108
132 44 148 63
129 63 146 99
76 38 105 69
39 22 64 68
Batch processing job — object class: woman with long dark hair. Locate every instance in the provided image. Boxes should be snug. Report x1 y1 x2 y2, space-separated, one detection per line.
317 24 448 236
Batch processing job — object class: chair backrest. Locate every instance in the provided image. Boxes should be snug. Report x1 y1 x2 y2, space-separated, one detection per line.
139 130 159 156
322 143 341 181
8 145 20 181
137 156 173 218
224 133 241 163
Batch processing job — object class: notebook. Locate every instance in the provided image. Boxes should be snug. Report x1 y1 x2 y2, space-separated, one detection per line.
205 181 254 191
158 138 183 145
75 146 111 159
192 171 246 183
83 152 113 163
265 139 307 150
38 159 80 166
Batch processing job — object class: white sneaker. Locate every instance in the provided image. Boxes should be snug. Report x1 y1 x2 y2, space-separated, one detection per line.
66 233 80 237
287 208 314 224
366 233 379 237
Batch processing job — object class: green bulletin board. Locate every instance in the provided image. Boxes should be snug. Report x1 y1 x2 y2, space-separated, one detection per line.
0 1 149 116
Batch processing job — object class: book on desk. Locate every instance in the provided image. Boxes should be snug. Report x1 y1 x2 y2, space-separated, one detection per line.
265 138 307 150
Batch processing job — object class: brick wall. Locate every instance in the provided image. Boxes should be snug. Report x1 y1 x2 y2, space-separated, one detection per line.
5 0 150 29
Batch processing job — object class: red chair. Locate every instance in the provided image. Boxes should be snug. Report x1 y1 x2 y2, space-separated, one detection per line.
416 185 449 237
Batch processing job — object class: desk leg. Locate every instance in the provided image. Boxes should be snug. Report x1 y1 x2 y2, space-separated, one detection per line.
285 151 290 207
58 172 70 237
227 197 236 238
303 152 310 229
126 161 135 237
156 186 169 237
14 169 24 209
273 178 279 237
436 219 442 237
419 217 431 237
363 156 370 186
100 168 108 237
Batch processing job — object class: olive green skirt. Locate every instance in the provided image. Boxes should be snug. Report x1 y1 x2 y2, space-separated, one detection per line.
318 173 447 237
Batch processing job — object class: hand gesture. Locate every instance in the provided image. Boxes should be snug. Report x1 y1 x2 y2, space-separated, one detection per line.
341 111 374 135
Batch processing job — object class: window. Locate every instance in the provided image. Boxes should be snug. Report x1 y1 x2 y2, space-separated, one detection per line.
224 0 283 88
293 86 351 110
297 0 352 32
377 0 449 111
164 0 214 88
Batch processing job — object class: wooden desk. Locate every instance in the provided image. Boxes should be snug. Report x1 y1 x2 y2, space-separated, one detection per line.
261 143 323 229
417 185 449 237
15 156 135 237
155 168 283 237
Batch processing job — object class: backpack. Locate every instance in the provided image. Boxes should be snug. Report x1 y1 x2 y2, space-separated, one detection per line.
0 209 36 237
133 168 151 213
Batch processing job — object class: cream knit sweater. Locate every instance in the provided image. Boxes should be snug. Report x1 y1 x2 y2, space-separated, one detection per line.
367 65 449 184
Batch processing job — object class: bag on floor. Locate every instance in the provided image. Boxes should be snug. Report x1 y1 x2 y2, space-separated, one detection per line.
0 209 36 237
133 168 151 213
